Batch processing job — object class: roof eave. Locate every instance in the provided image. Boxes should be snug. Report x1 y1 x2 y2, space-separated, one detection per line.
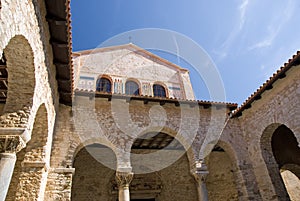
231 51 300 118
45 0 73 105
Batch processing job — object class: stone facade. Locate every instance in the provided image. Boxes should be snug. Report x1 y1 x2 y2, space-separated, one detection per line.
0 1 299 201
73 44 195 100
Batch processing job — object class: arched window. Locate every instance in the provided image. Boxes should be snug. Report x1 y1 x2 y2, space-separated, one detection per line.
153 84 166 97
125 81 139 95
96 77 112 93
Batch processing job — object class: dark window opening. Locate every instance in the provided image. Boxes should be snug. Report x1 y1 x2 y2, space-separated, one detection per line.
153 84 166 97
125 81 139 95
96 78 111 93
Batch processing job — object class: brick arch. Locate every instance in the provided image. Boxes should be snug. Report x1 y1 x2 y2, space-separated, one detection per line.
204 140 240 201
2 35 35 113
71 143 117 200
7 103 50 200
217 131 263 199
0 0 58 135
70 137 117 168
276 121 300 145
261 123 283 155
23 103 49 161
260 123 294 200
205 140 239 165
97 74 113 83
0 34 56 143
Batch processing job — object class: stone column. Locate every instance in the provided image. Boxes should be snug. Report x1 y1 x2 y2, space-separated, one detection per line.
115 171 134 201
0 135 25 201
192 160 209 201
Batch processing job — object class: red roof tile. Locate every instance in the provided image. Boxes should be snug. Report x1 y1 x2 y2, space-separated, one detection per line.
231 51 300 118
74 89 238 111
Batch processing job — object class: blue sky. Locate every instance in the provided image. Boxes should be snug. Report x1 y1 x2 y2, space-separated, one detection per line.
71 0 300 104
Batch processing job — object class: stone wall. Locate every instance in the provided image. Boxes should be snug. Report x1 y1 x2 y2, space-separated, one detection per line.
45 168 74 201
46 94 243 200
71 147 116 201
0 0 59 200
235 65 300 200
0 0 58 134
206 151 238 201
217 119 262 201
1 1 299 201
159 154 197 201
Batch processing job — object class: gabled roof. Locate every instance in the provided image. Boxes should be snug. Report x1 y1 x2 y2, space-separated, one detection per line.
231 51 300 118
45 0 73 105
73 43 189 73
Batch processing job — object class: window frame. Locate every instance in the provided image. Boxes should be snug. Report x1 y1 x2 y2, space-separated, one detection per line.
125 80 140 95
153 84 167 98
96 77 112 93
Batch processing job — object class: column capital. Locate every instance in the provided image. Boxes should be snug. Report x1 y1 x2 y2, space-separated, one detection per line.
192 160 209 182
115 171 134 188
0 135 26 153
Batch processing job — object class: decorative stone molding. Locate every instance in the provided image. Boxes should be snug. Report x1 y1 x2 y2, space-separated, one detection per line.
21 161 49 171
111 173 162 195
0 135 25 153
192 160 209 182
51 167 76 174
116 171 134 188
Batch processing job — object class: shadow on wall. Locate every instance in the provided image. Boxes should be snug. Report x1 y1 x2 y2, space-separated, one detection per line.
261 124 300 201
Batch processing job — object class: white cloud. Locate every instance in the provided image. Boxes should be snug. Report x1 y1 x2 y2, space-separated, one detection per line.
215 0 250 60
239 0 249 29
172 34 181 64
248 0 295 50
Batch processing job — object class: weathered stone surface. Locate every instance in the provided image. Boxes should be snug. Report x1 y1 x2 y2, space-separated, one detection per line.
0 1 299 200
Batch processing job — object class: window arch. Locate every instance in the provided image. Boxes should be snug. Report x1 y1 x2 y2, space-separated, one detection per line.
125 81 139 95
153 84 166 97
96 77 112 93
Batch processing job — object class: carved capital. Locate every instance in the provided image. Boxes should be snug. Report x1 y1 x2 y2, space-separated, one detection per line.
192 160 209 183
115 171 134 188
0 135 26 153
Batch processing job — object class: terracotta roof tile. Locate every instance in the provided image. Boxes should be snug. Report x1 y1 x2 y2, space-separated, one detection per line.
74 89 238 111
231 51 300 118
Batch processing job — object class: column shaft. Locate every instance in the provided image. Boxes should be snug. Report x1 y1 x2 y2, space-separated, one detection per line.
197 179 209 201
118 186 130 201
192 160 209 201
0 153 16 201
